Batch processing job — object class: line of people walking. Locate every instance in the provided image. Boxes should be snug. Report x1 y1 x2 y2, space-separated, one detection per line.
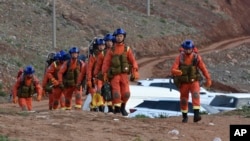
12 28 139 117
11 28 212 123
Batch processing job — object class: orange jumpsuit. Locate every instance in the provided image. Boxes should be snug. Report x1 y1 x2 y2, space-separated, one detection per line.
58 59 86 110
13 75 42 111
87 53 98 94
42 70 54 110
87 52 105 109
102 43 138 106
45 61 66 110
93 50 112 106
171 51 211 113
93 51 105 93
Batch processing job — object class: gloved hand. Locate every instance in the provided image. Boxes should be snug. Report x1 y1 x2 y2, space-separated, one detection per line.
42 90 46 97
205 79 212 88
37 95 42 101
172 69 182 76
87 81 92 88
130 68 139 81
52 80 59 86
59 83 64 90
12 97 17 104
103 73 108 82
76 83 81 90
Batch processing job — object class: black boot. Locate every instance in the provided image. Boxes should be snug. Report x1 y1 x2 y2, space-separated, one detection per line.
98 106 104 112
108 106 113 113
182 113 188 123
121 103 128 116
193 109 201 122
90 107 98 112
114 106 121 114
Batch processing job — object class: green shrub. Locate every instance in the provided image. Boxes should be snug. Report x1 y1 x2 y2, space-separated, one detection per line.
0 135 17 141
134 114 150 118
0 91 7 97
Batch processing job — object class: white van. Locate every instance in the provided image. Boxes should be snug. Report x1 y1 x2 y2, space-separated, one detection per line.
126 85 180 112
209 94 250 112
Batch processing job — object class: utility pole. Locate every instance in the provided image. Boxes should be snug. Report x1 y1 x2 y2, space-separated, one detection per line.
147 0 150 16
52 0 56 48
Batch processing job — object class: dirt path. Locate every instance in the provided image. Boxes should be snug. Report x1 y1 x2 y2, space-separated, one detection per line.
137 36 250 79
137 36 250 92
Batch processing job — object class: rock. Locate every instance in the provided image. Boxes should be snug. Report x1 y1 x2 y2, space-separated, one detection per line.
213 137 222 141
168 129 179 136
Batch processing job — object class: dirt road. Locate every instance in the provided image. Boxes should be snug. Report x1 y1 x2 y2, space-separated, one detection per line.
1 37 250 141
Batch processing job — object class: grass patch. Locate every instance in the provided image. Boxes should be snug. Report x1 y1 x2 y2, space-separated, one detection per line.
222 106 250 118
134 114 150 118
0 135 18 141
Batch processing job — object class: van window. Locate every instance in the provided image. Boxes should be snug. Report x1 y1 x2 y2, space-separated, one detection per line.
149 83 178 91
210 95 238 108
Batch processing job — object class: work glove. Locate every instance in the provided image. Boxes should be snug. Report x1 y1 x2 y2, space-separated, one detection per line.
51 78 59 86
37 95 42 101
130 68 139 81
130 72 139 82
205 79 212 88
76 83 81 90
42 90 47 97
12 97 17 104
59 83 64 90
87 81 92 88
172 69 182 76
103 73 108 82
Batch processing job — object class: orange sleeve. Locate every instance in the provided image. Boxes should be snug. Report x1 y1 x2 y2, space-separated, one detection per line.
17 68 23 79
102 50 112 74
171 55 181 74
12 77 21 98
42 69 49 88
93 53 104 77
77 61 87 84
33 76 42 96
87 55 95 81
58 61 68 83
197 55 211 80
46 62 57 80
127 48 138 70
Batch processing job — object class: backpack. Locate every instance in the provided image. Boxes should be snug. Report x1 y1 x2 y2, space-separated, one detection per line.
46 52 56 67
101 82 112 101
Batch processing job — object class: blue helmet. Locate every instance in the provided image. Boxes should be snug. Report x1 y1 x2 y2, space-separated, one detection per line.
24 65 35 75
69 47 80 54
181 40 194 49
104 33 115 42
53 52 61 60
59 50 68 60
113 28 126 37
78 54 86 62
96 38 105 45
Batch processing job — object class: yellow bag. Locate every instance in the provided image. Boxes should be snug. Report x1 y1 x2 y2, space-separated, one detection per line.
91 93 104 107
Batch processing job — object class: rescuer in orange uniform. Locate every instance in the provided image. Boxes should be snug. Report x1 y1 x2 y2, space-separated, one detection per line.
171 40 212 123
102 28 139 116
58 47 86 110
44 50 67 110
12 65 42 111
86 38 104 111
93 34 115 113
